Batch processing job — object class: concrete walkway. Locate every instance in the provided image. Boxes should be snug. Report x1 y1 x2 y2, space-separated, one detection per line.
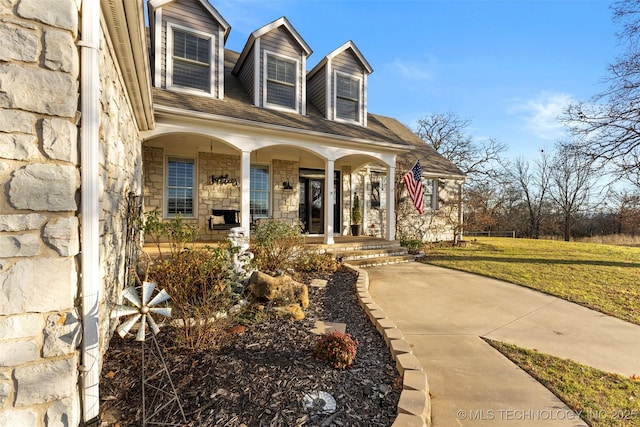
367 263 640 427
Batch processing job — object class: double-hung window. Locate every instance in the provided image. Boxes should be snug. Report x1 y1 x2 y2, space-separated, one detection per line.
250 165 270 219
265 53 297 110
335 73 360 122
169 25 212 93
423 178 439 210
166 157 195 217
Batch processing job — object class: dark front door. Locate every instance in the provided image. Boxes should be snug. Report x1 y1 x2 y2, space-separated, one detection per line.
299 169 340 234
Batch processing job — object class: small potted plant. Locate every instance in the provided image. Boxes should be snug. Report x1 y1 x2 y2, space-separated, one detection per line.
351 193 362 236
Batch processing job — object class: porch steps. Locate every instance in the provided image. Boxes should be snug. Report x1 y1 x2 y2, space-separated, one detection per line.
310 239 416 268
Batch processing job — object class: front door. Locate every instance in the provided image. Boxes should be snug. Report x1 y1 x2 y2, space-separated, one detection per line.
299 169 340 234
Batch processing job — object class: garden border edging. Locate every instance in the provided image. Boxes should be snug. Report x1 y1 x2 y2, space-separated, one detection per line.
344 264 431 427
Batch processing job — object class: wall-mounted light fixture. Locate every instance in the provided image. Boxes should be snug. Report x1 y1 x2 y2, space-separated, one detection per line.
210 174 238 186
282 180 293 190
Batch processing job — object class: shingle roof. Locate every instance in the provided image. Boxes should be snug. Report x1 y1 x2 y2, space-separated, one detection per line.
372 115 465 177
152 49 464 177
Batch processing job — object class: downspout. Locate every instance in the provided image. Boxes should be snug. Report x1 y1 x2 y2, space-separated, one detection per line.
79 0 101 422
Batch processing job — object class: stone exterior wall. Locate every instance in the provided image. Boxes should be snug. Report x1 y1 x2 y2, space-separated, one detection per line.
143 149 245 240
0 1 82 424
396 177 461 242
0 1 143 424
271 159 299 224
97 9 143 363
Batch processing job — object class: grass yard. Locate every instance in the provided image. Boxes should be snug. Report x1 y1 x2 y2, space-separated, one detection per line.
486 339 640 427
423 237 640 325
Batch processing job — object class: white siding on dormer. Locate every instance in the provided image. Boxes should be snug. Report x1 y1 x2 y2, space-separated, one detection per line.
158 0 223 98
259 28 305 113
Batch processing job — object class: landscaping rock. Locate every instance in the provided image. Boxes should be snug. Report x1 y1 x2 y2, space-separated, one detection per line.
248 271 309 308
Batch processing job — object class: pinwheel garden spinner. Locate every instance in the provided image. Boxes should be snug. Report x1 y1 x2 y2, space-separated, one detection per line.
111 282 186 426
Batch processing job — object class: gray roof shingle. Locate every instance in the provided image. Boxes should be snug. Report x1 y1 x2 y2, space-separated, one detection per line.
152 49 464 177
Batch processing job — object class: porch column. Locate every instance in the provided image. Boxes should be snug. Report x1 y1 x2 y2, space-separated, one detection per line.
324 159 335 244
386 165 396 241
240 150 251 236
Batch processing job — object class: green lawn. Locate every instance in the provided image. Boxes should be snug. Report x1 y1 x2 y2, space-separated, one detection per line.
486 339 640 427
423 237 640 325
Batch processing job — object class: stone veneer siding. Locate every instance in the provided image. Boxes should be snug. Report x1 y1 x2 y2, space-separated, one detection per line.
143 149 244 241
0 1 143 424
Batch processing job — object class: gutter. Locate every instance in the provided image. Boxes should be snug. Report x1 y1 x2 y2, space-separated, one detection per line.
79 0 101 422
151 104 410 154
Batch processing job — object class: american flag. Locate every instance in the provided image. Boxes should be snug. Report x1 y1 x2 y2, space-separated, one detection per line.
403 160 424 214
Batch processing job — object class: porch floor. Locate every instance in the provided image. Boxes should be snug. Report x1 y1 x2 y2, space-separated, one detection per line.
141 235 394 258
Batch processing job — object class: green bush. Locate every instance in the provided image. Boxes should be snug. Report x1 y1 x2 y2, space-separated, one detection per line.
314 331 358 369
400 238 423 253
251 219 305 273
141 210 197 260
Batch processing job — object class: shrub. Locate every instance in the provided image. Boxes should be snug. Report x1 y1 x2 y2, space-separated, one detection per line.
251 219 305 272
400 238 423 254
147 242 238 349
140 210 197 260
314 331 358 369
295 250 339 273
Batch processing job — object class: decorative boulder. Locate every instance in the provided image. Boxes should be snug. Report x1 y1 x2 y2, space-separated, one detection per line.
248 271 309 308
272 304 305 321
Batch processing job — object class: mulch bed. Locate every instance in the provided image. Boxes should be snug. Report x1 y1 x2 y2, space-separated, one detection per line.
99 266 401 426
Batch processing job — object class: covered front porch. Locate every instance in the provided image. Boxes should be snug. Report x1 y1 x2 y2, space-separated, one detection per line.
141 109 405 245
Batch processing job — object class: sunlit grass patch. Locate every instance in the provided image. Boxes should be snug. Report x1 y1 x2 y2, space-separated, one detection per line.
486 339 640 427
423 238 640 324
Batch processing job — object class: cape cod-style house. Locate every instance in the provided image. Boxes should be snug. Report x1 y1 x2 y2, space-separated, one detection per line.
0 0 463 424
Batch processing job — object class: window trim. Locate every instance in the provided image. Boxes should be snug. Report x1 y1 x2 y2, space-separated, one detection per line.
164 156 197 218
250 164 271 219
166 22 215 97
423 177 439 210
262 50 299 112
333 70 362 124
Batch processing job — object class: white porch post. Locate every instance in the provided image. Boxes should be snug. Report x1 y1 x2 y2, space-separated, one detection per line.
240 150 251 237
324 159 335 244
386 165 396 241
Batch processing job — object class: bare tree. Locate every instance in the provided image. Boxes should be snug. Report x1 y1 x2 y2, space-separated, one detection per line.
548 147 599 241
510 152 551 239
413 111 507 180
562 0 640 186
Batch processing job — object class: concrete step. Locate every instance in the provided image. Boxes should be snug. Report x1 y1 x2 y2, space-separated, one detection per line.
337 248 410 261
346 254 416 268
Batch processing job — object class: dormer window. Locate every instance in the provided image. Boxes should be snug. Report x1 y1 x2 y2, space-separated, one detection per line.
264 51 298 111
335 72 361 122
167 23 213 94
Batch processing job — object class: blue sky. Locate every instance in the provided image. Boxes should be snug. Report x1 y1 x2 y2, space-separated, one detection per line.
211 0 619 160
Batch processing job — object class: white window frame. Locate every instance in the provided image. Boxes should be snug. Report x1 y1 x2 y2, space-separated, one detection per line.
165 156 197 218
423 178 439 210
166 22 215 96
262 50 299 112
333 70 362 124
250 164 271 219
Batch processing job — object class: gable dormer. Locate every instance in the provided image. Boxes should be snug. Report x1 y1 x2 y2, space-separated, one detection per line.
307 41 373 126
148 0 230 98
232 17 312 115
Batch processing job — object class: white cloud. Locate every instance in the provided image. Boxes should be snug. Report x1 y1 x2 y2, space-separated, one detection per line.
390 58 435 83
508 92 575 140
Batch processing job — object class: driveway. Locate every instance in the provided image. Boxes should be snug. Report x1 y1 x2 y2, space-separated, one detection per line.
367 262 640 426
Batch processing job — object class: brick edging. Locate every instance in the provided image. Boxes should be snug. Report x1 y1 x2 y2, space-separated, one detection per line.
344 264 431 427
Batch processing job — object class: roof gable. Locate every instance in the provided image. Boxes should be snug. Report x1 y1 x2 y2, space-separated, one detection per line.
232 16 312 75
149 0 231 41
308 40 372 80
